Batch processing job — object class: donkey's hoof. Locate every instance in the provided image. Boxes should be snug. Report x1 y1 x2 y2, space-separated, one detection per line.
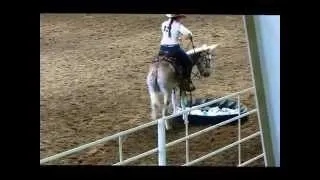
165 121 172 130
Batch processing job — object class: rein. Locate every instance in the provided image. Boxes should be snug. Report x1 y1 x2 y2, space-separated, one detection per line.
188 37 197 106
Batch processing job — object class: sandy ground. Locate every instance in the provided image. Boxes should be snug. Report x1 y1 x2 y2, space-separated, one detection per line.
40 14 264 166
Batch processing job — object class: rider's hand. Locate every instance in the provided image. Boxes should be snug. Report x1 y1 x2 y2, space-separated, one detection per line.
181 34 192 41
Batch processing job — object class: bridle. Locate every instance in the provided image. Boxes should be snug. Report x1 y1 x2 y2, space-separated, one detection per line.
191 51 213 80
183 37 214 106
187 37 213 80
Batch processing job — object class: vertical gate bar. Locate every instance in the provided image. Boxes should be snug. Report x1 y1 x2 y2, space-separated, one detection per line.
185 107 190 163
158 117 166 165
119 136 123 162
238 95 241 165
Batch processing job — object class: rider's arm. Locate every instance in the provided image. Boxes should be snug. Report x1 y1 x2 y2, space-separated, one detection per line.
161 22 166 33
179 24 193 40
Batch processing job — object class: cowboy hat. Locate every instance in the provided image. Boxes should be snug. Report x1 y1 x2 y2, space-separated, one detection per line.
165 14 186 18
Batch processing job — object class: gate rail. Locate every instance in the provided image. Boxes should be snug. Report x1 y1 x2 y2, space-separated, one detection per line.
40 86 265 166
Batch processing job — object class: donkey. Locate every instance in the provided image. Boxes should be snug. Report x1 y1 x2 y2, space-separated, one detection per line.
146 44 218 130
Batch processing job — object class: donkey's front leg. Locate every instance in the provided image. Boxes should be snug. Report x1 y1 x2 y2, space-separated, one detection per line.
180 91 188 121
171 88 177 114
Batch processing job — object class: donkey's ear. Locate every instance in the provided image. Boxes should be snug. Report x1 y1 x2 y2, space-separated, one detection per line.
210 48 216 53
208 44 219 50
208 44 219 53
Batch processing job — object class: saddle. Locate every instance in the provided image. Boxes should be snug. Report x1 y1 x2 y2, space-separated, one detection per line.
153 50 187 90
154 50 184 78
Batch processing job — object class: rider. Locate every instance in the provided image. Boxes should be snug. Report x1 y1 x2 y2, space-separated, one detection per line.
159 14 195 92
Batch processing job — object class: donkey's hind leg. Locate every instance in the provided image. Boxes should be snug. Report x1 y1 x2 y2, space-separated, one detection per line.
150 92 161 120
162 90 172 130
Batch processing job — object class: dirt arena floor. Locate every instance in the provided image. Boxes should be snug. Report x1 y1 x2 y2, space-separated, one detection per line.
40 14 264 166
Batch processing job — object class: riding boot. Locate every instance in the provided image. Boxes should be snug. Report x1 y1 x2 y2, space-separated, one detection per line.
176 46 196 92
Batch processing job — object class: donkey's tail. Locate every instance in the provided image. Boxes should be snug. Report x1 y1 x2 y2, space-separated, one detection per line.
153 66 161 92
147 64 161 92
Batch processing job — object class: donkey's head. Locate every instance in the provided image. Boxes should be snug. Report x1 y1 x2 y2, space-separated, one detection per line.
188 44 218 78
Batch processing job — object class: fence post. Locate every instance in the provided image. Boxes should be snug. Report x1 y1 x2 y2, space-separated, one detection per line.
184 107 190 163
243 15 279 166
237 95 241 165
119 136 123 162
158 117 166 165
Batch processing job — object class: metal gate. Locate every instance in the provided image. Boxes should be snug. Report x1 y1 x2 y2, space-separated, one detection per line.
40 87 266 166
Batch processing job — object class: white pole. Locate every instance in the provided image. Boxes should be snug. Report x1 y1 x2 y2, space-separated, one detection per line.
185 107 190 163
158 117 166 165
181 91 189 163
238 95 241 165
119 136 123 162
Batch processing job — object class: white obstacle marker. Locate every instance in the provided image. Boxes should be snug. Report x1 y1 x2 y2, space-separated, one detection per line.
186 44 219 55
176 106 240 116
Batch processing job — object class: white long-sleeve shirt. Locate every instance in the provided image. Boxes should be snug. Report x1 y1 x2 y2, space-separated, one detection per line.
160 19 192 45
